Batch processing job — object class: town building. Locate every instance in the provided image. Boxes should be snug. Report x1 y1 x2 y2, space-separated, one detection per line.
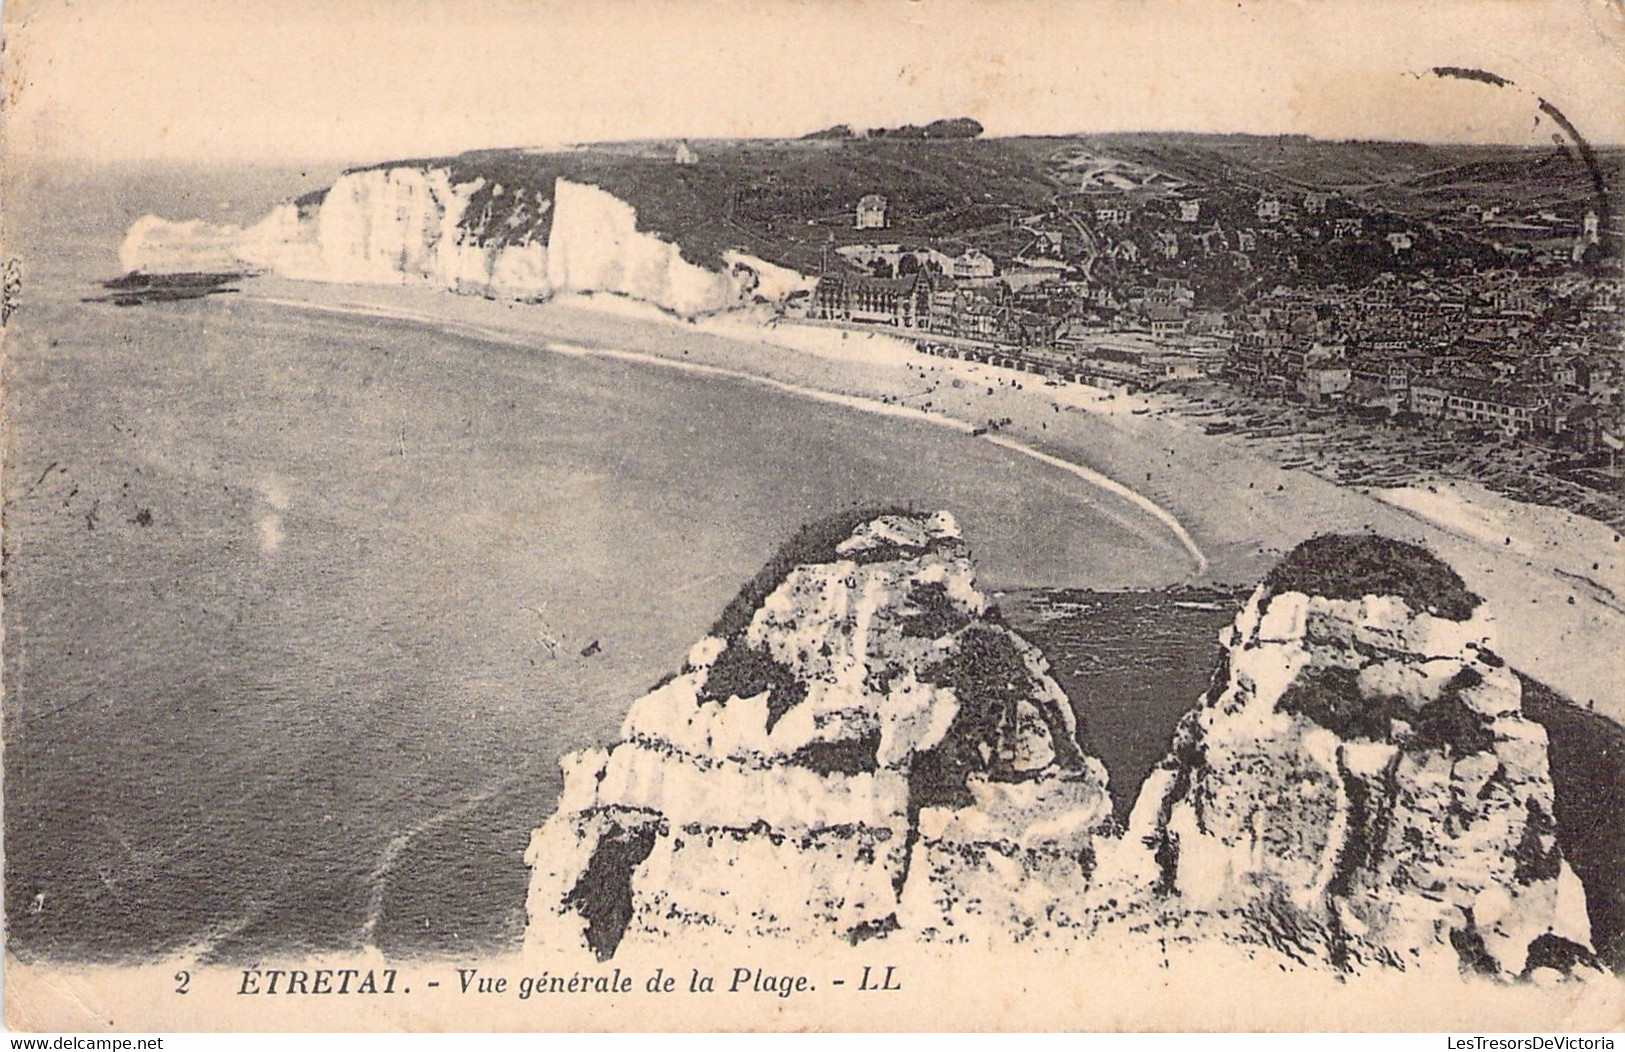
811 271 929 327
1299 363 1352 403
1349 352 1416 411
1023 229 1064 255
837 243 955 276
1574 209 1601 261
955 298 1007 340
1404 377 1553 435
1145 303 1188 339
1440 379 1548 435
952 249 996 280
1000 261 1067 292
1147 277 1195 308
1409 380 1449 418
1194 221 1228 255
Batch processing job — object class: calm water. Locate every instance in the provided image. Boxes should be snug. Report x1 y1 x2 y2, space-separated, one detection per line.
2 164 1195 962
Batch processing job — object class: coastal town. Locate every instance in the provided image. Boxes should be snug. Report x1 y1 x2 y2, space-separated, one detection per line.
108 125 1625 529
770 132 1624 527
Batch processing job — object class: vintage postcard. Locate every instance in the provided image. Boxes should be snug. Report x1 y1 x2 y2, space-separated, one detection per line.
2 0 1623 1034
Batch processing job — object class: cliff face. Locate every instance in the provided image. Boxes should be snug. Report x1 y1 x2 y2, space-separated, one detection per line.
545 178 730 316
1109 536 1596 979
118 166 811 316
523 511 1114 959
524 522 1603 981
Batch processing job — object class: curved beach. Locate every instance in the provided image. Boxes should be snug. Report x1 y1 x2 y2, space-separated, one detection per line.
246 276 1625 721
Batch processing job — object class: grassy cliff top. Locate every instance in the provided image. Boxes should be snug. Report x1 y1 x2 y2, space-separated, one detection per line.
345 138 1060 271
336 135 1614 274
1262 533 1482 620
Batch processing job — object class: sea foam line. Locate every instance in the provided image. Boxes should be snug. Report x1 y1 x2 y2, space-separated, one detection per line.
551 341 1208 575
251 293 1208 575
358 776 523 947
982 434 1208 575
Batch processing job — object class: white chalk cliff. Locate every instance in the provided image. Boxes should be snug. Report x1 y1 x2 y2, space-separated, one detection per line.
523 517 1603 981
524 511 1114 959
119 165 813 316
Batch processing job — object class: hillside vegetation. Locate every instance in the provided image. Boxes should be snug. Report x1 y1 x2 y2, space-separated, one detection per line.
345 134 1618 274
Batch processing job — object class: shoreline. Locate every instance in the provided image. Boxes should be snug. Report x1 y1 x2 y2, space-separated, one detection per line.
257 291 1211 577
238 277 1625 721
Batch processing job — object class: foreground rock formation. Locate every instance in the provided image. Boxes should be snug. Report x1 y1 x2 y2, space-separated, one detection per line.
524 510 1113 958
525 515 1602 980
1106 535 1596 980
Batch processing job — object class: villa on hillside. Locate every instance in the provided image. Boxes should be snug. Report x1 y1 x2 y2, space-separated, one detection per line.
1145 303 1188 339
1299 362 1353 404
856 194 889 229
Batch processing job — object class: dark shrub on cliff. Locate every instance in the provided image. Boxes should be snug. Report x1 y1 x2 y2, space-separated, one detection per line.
1262 534 1481 620
707 506 921 642
696 642 808 732
870 118 984 140
801 124 857 140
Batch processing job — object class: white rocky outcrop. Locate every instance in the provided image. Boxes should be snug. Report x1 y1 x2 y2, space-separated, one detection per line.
121 167 551 296
118 163 812 316
1106 537 1599 980
524 527 1602 982
523 511 1114 959
118 215 246 274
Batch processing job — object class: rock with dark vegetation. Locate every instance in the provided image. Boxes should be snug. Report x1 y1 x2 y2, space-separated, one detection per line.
1518 672 1625 972
525 510 1112 957
1111 533 1599 980
525 524 1609 982
1261 533 1481 620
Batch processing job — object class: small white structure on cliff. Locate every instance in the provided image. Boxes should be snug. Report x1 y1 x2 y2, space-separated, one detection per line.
1573 208 1600 261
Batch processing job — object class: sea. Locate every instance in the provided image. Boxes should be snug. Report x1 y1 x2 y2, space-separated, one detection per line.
2 162 1215 963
